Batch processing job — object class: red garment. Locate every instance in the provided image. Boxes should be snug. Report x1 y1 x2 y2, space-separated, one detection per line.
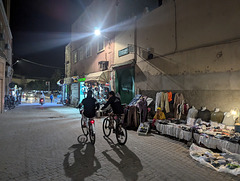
167 92 172 102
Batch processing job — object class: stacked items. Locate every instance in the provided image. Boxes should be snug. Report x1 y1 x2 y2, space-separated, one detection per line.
190 143 240 175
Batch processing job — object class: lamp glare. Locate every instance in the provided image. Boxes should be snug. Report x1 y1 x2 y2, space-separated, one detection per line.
94 29 101 36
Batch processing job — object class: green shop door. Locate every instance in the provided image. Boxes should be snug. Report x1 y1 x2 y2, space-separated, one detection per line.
116 67 134 104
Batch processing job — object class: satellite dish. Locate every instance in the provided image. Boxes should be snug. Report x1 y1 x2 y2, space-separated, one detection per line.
9 82 15 88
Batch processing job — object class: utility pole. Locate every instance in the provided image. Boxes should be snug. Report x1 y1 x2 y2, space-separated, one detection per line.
46 81 50 93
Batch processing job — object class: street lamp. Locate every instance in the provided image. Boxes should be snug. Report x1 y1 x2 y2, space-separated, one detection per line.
12 60 19 66
94 28 101 36
94 28 110 40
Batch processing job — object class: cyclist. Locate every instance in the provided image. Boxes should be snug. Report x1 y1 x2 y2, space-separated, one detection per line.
102 91 123 114
77 90 99 127
101 91 123 127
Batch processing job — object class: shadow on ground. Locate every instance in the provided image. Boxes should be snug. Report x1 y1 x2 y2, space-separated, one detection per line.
102 136 143 180
63 140 101 181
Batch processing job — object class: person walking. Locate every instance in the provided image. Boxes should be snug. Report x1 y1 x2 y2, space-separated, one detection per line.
50 94 54 103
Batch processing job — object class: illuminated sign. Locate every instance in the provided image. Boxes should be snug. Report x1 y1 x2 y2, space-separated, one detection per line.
78 78 86 82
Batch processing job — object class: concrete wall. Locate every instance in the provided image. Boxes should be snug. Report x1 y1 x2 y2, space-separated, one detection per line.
135 0 240 112
114 20 135 65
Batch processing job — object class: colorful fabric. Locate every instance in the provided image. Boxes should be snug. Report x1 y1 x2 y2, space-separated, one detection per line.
167 92 172 102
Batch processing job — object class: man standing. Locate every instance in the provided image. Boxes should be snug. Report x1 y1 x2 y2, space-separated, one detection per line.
50 94 54 103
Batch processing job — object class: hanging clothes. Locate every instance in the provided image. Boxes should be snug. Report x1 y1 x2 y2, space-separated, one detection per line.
173 93 184 119
137 97 148 123
167 92 172 102
173 93 184 108
155 92 162 111
164 92 170 113
160 92 165 111
127 106 138 128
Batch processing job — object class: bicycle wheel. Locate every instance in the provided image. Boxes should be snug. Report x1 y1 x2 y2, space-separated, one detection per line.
116 123 127 145
102 117 112 137
89 124 96 145
81 118 88 136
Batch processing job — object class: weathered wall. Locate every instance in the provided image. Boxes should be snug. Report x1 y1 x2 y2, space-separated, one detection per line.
114 21 135 65
135 0 240 112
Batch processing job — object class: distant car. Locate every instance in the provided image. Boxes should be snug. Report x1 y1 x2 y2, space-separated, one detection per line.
26 92 34 97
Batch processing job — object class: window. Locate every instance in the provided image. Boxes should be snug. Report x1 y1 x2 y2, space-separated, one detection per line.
85 43 92 58
97 37 105 53
73 51 77 63
78 46 85 61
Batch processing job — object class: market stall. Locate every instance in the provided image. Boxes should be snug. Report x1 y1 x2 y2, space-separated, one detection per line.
153 91 240 154
84 70 110 104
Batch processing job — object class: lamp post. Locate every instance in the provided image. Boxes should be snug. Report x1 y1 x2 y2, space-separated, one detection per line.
12 60 19 66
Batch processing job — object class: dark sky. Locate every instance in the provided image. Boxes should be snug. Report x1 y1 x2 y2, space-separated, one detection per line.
10 0 92 78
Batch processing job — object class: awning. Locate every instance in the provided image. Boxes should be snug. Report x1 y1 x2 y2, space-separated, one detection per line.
112 59 135 69
85 70 110 84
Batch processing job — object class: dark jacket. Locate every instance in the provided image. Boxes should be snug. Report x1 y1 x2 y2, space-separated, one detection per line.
81 97 99 118
102 96 123 114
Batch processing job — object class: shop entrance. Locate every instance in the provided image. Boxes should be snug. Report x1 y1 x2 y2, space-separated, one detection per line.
116 67 134 104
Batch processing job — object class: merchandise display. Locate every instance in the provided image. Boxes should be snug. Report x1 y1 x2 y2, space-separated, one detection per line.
153 91 240 155
190 144 240 175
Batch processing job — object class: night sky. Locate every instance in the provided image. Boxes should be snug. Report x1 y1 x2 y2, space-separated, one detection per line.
10 0 92 78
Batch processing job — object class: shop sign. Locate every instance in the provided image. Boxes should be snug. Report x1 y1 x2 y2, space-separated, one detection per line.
118 47 129 57
78 78 86 82
72 76 79 83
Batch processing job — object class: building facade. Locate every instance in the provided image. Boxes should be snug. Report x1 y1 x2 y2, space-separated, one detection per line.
65 0 161 104
134 0 240 111
0 0 12 113
65 0 240 111
65 0 117 105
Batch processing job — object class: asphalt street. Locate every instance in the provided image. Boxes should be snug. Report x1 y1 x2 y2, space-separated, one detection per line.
0 103 239 181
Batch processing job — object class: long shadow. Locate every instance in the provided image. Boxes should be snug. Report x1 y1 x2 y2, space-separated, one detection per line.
102 136 143 181
63 141 101 181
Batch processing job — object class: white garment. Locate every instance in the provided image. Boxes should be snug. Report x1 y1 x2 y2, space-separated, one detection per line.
187 107 198 119
155 92 162 111
187 118 195 126
222 112 236 126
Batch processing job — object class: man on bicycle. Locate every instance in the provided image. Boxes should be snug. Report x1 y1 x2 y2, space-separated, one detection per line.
77 90 99 127
101 91 123 127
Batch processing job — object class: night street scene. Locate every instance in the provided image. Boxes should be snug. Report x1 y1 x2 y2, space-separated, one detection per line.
1 0 240 181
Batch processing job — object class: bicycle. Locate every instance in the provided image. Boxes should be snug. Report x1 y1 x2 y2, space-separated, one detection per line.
78 109 96 145
102 113 127 145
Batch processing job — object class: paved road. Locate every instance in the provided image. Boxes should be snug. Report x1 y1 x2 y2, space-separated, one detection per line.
0 103 239 181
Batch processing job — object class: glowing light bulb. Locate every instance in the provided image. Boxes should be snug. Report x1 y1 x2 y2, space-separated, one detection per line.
94 29 101 36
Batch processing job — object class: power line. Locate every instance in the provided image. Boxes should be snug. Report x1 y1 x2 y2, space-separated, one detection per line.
19 58 64 69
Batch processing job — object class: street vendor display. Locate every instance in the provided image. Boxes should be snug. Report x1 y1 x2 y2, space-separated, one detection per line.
190 143 240 175
153 91 240 154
